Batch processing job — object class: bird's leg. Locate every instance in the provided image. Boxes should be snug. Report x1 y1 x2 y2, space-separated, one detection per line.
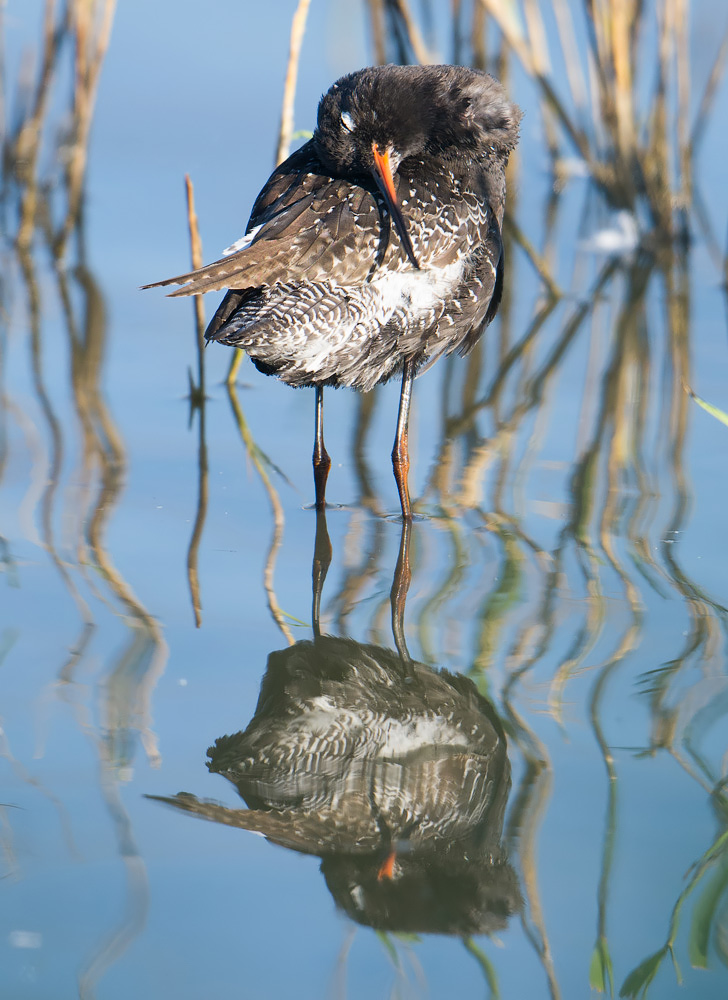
313 385 331 510
390 517 413 673
312 507 332 639
392 358 416 520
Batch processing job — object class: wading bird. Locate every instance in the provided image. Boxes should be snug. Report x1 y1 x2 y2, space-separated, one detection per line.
145 64 521 518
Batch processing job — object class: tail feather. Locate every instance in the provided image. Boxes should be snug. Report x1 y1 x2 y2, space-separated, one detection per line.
204 289 251 341
141 256 264 297
141 236 306 297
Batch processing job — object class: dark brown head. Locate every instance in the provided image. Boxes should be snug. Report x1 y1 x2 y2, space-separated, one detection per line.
313 65 521 267
313 64 522 180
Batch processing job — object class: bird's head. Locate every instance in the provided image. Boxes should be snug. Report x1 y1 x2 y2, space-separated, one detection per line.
313 65 521 268
315 64 521 173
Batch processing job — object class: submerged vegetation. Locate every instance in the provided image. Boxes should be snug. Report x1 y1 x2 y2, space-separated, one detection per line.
1 1 727 997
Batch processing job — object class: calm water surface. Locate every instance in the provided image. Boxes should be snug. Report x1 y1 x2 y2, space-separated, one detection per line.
2 2 728 998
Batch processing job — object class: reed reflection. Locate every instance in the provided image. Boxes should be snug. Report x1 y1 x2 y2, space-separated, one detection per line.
1 3 164 993
152 512 520 937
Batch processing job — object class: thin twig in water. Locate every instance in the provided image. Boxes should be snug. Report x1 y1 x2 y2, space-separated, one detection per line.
184 174 206 369
275 0 313 167
184 174 208 628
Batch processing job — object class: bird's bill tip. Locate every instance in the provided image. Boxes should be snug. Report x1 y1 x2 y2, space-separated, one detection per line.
377 849 397 881
370 142 420 270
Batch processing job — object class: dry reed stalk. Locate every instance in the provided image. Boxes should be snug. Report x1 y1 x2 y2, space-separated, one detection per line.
523 0 562 155
184 175 205 349
523 0 551 75
478 0 596 171
14 0 60 248
674 0 691 213
610 0 637 163
551 0 588 114
367 0 388 64
475 0 707 238
471 0 488 69
6 0 116 253
275 0 312 167
55 0 116 255
645 1 672 229
388 0 431 64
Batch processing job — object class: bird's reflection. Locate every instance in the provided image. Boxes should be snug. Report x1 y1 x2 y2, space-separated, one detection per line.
152 513 520 935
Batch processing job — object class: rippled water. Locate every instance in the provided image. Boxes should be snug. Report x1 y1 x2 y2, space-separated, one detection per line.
2 1 728 998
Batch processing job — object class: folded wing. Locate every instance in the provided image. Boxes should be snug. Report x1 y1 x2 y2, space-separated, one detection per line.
142 141 392 297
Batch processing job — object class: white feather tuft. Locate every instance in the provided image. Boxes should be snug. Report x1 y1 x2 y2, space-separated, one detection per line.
222 224 264 257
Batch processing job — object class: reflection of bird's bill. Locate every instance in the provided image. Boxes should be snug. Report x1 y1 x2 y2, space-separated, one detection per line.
371 141 420 270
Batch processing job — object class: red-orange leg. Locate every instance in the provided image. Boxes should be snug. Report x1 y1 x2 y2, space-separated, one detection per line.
313 385 331 510
392 359 415 520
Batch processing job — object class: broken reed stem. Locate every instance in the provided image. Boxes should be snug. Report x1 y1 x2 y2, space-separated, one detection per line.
275 0 312 167
184 174 206 365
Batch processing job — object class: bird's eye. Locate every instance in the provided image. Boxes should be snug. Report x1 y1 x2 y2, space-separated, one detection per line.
341 111 355 133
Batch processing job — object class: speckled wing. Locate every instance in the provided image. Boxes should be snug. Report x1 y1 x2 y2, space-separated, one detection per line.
206 160 503 389
142 140 492 299
447 209 504 358
143 141 391 297
395 182 504 364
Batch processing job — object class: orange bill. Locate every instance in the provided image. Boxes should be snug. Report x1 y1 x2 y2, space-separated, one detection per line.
377 849 397 881
371 142 420 270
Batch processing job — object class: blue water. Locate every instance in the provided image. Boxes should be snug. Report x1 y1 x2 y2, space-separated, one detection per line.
2 1 727 997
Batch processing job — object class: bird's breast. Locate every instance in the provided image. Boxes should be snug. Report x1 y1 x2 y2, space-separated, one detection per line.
370 256 467 317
